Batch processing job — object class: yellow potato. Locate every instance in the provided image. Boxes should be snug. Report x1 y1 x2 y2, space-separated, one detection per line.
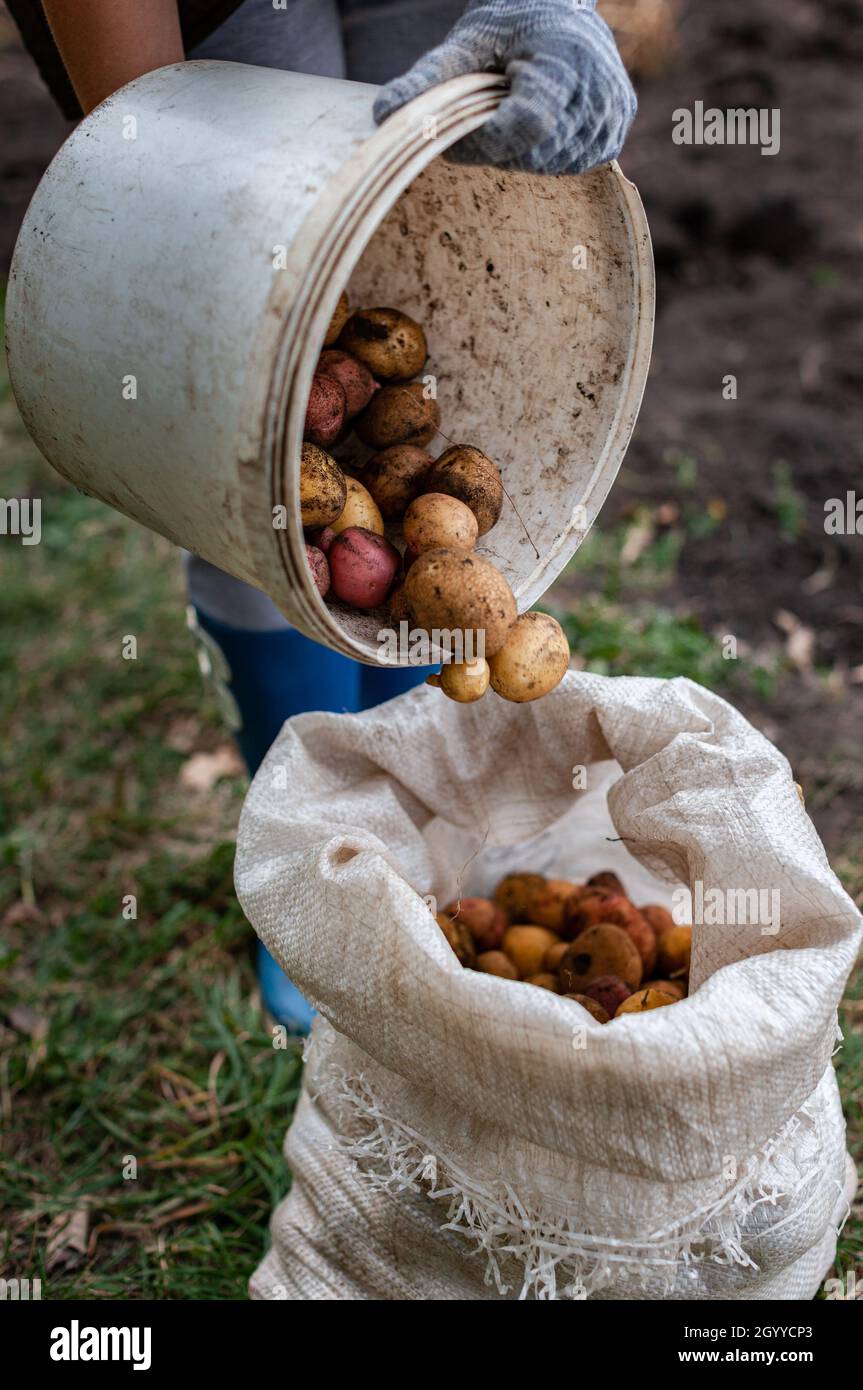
488 612 570 703
323 290 351 347
339 307 427 380
502 925 559 978
614 987 676 1017
405 548 517 658
299 443 347 529
403 493 478 555
330 475 384 537
437 658 490 703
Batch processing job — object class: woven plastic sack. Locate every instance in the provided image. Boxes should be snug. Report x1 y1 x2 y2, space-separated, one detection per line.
235 672 861 1300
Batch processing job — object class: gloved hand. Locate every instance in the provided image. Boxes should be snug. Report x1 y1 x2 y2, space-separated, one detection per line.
373 0 637 174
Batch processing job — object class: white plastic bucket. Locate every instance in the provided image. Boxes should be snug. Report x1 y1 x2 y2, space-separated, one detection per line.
6 63 653 663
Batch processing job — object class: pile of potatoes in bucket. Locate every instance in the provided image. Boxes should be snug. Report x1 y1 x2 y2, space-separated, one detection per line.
437 869 692 1021
300 294 571 704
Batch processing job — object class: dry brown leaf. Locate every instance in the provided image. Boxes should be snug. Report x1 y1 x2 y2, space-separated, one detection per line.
45 1205 90 1271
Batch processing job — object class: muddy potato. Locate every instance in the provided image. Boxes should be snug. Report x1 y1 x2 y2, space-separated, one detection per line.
582 974 632 1018
436 912 476 968
404 494 478 556
565 994 610 1024
339 307 427 380
437 658 490 704
588 871 625 895
330 475 384 536
526 878 581 933
524 972 559 992
543 940 570 973
328 527 400 609
304 373 346 447
308 525 336 554
476 950 518 980
299 443 347 528
389 583 410 625
405 548 517 658
442 897 506 952
317 349 378 418
502 925 560 979
488 612 570 704
494 872 546 923
354 383 440 450
305 543 330 597
646 978 686 1001
363 445 434 520
323 289 350 347
657 924 692 977
641 904 676 937
424 446 503 536
614 987 676 1017
558 923 643 994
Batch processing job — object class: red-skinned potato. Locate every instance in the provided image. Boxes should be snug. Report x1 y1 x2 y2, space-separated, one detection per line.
308 525 336 554
317 349 378 418
641 904 676 938
328 527 400 609
442 897 506 952
304 373 346 447
305 543 330 597
582 974 633 1018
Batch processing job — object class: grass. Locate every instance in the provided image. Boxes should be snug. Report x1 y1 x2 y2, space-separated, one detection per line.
1 277 860 1299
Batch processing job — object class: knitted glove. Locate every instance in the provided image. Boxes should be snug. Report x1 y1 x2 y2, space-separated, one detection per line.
373 0 636 174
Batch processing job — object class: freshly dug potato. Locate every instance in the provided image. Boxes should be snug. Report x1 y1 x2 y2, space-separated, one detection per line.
437 658 490 703
403 494 478 556
442 897 506 952
526 878 580 933
558 923 643 994
564 890 636 941
614 987 676 1017
488 612 570 704
308 525 336 554
424 446 503 536
317 349 378 418
304 372 346 448
354 383 440 450
524 972 559 992
564 994 610 1024
476 950 518 980
623 913 658 977
339 307 427 381
582 974 632 1018
330 475 384 536
323 289 350 347
363 445 434 520
641 904 676 937
436 912 476 968
588 871 625 895
657 924 692 977
405 549 517 658
495 872 546 923
388 583 410 625
646 978 686 1001
502 925 559 978
328 527 400 609
299 443 347 528
305 543 330 597
543 940 570 973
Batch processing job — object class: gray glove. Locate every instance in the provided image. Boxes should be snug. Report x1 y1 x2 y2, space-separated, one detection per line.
372 0 637 174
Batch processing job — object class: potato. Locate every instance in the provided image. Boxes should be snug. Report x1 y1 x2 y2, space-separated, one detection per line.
488 612 570 704
657 924 692 977
476 950 518 980
502 925 559 978
543 940 569 973
305 543 330 597
424 446 503 536
436 912 476 968
330 475 384 536
307 525 336 555
558 924 643 994
582 974 633 1018
339 307 427 380
524 972 559 992
437 658 490 703
625 914 658 976
641 904 676 937
564 889 632 940
323 290 350 347
646 977 686 1001
614 987 676 1017
388 583 410 625
442 897 506 952
354 383 440 450
525 878 580 933
304 372 346 447
405 548 517 658
404 494 478 556
363 445 434 520
328 527 400 609
587 871 625 896
494 872 546 923
564 994 610 1024
317 349 378 418
299 443 347 528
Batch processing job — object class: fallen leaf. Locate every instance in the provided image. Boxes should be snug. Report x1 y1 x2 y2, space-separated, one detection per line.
45 1206 90 1271
179 745 244 792
8 1005 49 1040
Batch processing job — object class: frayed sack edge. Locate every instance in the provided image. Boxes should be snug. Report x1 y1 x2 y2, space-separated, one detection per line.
310 1062 848 1302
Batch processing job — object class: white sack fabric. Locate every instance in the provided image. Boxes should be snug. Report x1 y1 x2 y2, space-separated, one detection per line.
235 672 862 1300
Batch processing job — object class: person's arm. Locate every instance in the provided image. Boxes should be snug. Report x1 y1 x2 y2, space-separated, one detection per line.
41 0 184 115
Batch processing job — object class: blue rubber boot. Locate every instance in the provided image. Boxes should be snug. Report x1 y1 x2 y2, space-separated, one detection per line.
191 609 432 1032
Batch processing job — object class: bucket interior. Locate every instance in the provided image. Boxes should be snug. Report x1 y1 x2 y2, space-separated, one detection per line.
312 156 648 653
